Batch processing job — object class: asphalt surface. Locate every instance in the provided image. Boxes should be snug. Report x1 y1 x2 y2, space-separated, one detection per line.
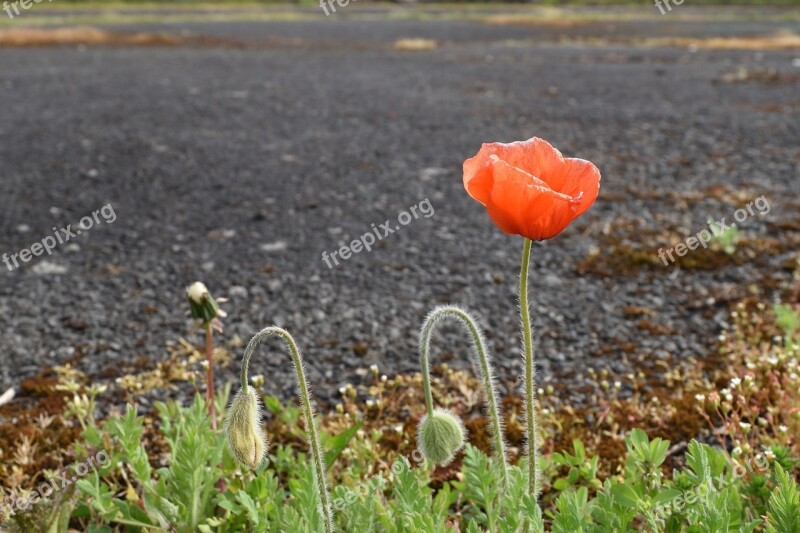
0 8 798 408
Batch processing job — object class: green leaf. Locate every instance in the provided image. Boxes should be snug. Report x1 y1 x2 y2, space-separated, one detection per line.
611 484 641 510
765 464 800 533
651 488 682 507
324 421 364 467
236 491 260 526
263 394 283 414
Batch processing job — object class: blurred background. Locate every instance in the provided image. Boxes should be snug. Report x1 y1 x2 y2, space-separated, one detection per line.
0 0 798 410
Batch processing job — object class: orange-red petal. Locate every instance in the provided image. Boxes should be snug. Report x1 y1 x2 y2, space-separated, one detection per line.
484 157 580 240
463 137 601 241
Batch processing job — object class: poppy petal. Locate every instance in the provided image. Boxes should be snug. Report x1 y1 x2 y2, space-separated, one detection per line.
544 157 601 216
485 158 579 241
462 156 494 206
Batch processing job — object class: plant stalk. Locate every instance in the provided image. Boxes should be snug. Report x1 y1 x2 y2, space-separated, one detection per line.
241 327 334 533
205 324 217 431
419 305 509 488
520 238 539 499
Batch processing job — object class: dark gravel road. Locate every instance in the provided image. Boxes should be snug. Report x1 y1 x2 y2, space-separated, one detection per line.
1 8 798 407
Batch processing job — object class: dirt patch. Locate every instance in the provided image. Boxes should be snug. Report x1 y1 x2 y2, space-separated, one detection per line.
0 26 243 48
645 32 800 51
393 38 438 51
714 66 800 85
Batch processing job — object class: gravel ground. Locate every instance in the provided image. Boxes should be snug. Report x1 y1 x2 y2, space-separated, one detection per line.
0 8 798 409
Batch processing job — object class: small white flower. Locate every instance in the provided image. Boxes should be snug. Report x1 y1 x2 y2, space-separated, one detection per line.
730 377 742 387
186 281 209 304
739 422 752 432
695 394 706 402
764 449 775 461
779 425 789 433
732 446 743 456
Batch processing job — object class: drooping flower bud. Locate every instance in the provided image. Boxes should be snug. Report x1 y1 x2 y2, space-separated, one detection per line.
225 386 267 469
418 409 465 465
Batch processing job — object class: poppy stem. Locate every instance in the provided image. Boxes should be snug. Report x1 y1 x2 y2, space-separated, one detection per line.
519 238 539 499
240 327 334 533
419 305 509 487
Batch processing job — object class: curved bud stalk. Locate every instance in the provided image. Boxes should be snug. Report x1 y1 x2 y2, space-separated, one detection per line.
230 327 334 533
418 305 509 487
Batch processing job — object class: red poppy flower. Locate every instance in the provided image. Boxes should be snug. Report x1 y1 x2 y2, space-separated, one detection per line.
463 137 600 241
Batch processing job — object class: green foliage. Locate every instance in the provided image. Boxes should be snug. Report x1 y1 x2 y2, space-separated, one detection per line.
708 219 739 255
774 304 800 348
9 391 800 532
550 438 602 492
765 464 800 533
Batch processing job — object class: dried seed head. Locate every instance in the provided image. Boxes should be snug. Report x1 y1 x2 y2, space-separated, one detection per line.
225 386 267 469
418 409 465 465
186 281 226 324
186 282 209 304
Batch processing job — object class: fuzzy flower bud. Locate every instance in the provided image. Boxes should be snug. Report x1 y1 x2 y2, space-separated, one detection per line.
418 409 465 465
225 386 267 469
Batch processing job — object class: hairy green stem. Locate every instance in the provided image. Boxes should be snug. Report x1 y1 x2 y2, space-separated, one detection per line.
419 305 509 487
520 238 539 499
241 327 334 533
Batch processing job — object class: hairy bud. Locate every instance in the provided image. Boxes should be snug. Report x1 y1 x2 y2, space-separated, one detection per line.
225 386 267 469
418 409 465 465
